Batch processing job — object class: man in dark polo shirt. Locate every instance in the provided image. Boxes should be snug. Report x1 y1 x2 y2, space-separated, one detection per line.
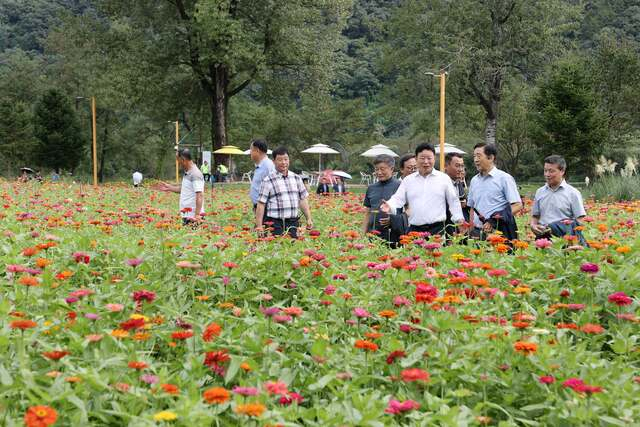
363 154 403 246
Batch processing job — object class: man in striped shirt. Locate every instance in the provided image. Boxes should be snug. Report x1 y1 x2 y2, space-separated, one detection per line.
255 146 313 238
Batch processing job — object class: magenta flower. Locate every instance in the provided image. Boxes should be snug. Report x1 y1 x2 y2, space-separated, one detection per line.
385 399 420 415
608 291 633 306
580 263 599 274
260 306 281 317
323 285 336 296
141 374 158 385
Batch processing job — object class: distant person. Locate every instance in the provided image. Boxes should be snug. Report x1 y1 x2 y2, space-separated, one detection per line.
35 171 43 183
380 143 464 238
217 163 228 182
249 139 275 209
363 155 403 246
201 161 211 182
255 146 313 238
467 143 522 242
398 154 417 179
18 169 29 183
316 174 332 195
444 152 470 222
333 176 346 193
132 171 143 187
154 148 205 225
530 155 587 245
51 169 60 182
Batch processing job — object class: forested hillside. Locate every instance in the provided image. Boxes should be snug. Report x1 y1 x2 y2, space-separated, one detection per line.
1 0 639 180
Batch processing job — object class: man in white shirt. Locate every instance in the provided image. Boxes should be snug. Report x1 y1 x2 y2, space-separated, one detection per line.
132 171 143 187
380 143 464 237
155 148 205 225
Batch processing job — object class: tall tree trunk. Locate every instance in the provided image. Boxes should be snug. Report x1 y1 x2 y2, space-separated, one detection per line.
485 116 497 145
211 65 229 168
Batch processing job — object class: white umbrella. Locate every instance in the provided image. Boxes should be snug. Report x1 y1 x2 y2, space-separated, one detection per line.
332 170 352 179
434 143 466 154
302 143 340 173
360 144 399 158
243 148 273 155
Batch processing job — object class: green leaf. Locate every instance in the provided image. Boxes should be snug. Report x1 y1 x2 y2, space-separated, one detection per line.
0 364 13 386
520 403 549 412
599 416 627 426
308 374 334 391
224 356 241 384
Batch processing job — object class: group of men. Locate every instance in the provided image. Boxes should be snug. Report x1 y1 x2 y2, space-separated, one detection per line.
156 140 587 246
363 142 586 247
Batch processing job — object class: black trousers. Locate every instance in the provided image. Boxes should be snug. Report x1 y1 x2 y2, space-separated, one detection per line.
408 221 446 237
265 217 299 238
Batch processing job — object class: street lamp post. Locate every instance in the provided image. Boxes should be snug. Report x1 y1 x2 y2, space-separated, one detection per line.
174 121 180 183
76 96 98 186
426 71 448 171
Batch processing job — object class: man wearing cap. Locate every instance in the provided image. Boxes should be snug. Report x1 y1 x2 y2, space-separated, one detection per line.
155 148 205 225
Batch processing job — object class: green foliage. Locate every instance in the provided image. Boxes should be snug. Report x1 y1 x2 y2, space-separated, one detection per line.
33 89 85 172
532 57 608 176
0 99 36 175
588 174 640 201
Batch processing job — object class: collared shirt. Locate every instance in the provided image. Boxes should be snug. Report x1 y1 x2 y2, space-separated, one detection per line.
132 171 143 185
386 170 463 225
180 165 205 218
250 157 275 204
467 167 521 227
532 180 586 225
258 170 308 219
201 164 209 174
363 178 401 231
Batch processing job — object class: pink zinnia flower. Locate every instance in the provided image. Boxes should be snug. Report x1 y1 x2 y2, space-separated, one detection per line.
264 381 288 396
535 238 552 249
105 303 124 312
352 307 370 318
385 399 420 414
232 386 259 396
125 258 144 267
72 251 90 264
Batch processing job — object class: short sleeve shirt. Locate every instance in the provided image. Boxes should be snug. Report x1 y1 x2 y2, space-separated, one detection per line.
257 171 308 219
532 180 586 225
467 167 521 227
250 157 276 204
179 165 205 218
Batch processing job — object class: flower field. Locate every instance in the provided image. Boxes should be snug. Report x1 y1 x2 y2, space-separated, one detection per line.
1 181 639 426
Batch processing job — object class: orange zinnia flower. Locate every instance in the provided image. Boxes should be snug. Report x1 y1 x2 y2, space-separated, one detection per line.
10 319 37 330
171 330 194 340
24 405 57 427
161 383 180 395
202 323 222 342
19 275 40 287
354 340 378 352
378 310 397 318
581 323 605 334
234 402 266 417
127 361 148 370
203 386 230 404
514 341 537 355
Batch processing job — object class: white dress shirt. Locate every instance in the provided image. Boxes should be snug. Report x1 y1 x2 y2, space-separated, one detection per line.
386 169 464 225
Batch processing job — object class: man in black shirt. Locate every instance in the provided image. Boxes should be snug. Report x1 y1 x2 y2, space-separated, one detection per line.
363 155 402 246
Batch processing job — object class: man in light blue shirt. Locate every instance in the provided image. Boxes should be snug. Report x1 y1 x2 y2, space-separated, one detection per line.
468 143 522 241
530 155 587 245
249 139 275 208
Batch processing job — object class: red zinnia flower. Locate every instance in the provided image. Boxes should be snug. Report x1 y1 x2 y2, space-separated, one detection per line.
128 361 148 370
119 318 146 331
171 330 194 340
608 292 633 306
42 351 70 361
386 350 406 365
400 368 430 382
